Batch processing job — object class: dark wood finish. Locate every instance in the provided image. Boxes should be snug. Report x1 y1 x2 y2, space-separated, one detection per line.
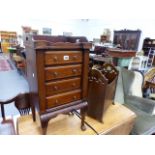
142 38 155 56
82 50 89 100
46 89 81 108
45 64 82 80
14 93 31 115
87 63 118 122
24 35 91 134
107 48 136 58
142 38 155 65
107 48 136 66
46 77 81 96
45 51 82 65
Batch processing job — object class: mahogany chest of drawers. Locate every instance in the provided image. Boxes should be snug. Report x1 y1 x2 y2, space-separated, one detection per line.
25 35 91 134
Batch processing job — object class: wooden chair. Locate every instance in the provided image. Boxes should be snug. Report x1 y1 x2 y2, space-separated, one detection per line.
14 93 31 115
0 93 33 135
143 67 155 98
114 67 155 134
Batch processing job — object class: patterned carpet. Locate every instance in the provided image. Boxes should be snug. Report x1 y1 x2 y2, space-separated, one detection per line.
0 54 13 71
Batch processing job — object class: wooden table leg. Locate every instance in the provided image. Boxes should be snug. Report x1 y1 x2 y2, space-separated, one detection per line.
31 104 36 122
0 104 5 120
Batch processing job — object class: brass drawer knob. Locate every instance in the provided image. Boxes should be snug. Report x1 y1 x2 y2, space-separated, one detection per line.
72 83 76 87
72 69 77 74
53 86 58 91
73 56 77 60
55 99 59 104
53 56 58 62
53 72 58 77
73 96 77 100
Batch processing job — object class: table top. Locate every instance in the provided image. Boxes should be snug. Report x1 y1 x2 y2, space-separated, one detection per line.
0 69 29 102
17 104 136 135
107 48 136 58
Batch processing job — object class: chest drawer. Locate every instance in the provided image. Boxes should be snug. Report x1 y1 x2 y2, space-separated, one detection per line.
46 89 81 108
45 64 82 81
46 77 81 96
45 51 82 65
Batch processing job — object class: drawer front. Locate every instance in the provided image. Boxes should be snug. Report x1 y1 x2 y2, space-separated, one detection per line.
46 90 81 108
45 51 82 65
45 64 82 81
46 77 81 96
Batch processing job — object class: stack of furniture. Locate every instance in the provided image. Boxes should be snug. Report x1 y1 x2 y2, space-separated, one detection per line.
24 35 91 134
143 68 155 98
145 48 155 68
142 38 155 55
0 31 17 53
112 29 141 67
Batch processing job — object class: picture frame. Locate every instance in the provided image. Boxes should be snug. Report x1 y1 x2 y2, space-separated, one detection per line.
42 28 52 35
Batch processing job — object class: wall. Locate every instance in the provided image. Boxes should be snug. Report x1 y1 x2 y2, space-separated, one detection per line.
64 19 155 51
1 18 155 51
1 0 155 51
73 19 155 51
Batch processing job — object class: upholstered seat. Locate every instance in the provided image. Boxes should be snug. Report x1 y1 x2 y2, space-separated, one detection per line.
114 67 155 134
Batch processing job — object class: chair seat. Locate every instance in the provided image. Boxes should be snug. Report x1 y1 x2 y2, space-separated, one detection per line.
115 67 155 134
124 103 155 135
149 93 155 99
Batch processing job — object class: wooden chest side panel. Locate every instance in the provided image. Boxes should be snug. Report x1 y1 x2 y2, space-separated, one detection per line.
82 50 89 100
36 52 46 112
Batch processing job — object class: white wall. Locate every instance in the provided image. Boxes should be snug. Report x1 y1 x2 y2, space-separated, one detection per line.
75 19 155 51
1 18 155 51
1 0 155 52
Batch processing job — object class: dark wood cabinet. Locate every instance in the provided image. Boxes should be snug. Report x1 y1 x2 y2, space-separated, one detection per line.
142 38 155 55
142 38 155 66
24 35 91 134
113 29 141 51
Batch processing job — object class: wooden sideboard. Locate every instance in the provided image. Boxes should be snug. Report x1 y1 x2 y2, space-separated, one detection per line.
24 35 91 134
